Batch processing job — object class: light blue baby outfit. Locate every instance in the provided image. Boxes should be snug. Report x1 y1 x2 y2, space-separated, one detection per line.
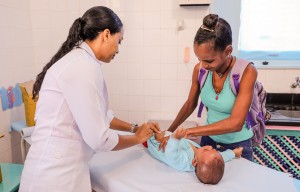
147 134 235 172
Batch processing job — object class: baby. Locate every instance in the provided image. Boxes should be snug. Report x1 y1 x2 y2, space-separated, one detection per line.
147 128 243 184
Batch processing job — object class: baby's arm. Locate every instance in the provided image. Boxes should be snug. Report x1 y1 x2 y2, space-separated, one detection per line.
220 147 243 163
156 128 186 151
147 133 195 172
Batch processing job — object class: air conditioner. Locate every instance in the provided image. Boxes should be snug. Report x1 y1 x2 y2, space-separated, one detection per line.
179 0 211 6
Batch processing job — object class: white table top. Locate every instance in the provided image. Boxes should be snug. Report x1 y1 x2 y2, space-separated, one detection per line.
90 142 298 192
20 126 300 192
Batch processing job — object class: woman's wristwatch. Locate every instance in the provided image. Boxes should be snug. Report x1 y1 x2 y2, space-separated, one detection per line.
130 124 138 133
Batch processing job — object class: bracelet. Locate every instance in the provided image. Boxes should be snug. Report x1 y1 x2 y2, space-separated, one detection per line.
130 124 138 133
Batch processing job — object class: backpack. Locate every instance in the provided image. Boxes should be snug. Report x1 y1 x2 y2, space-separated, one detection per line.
197 58 271 146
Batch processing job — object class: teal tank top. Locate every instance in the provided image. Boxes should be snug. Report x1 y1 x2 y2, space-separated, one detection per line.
200 72 253 144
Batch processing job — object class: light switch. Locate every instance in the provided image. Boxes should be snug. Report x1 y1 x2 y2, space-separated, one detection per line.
184 47 190 64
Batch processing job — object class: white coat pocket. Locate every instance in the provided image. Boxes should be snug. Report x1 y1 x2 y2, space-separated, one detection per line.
38 137 84 191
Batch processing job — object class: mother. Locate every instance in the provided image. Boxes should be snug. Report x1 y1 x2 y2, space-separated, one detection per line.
167 14 257 161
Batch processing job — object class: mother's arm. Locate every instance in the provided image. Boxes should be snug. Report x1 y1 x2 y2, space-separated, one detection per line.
186 63 257 137
168 63 201 132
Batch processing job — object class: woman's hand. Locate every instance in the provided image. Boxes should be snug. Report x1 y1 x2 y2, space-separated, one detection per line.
173 127 187 140
158 127 187 152
148 122 161 134
134 123 154 143
132 122 161 145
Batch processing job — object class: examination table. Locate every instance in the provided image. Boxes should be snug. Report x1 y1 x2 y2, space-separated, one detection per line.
89 132 298 192
21 127 299 192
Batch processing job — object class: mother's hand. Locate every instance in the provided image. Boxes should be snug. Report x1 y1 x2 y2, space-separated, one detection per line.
173 127 187 139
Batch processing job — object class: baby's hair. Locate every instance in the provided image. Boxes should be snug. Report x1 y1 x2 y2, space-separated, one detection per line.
195 154 225 184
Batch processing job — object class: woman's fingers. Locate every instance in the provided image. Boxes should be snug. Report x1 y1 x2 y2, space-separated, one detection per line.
135 123 153 143
148 122 161 133
173 127 187 139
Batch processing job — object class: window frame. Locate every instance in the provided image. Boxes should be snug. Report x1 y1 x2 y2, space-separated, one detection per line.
209 0 300 69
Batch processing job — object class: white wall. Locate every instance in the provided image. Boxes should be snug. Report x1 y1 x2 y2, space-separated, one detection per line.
0 0 299 163
257 69 300 94
30 0 210 125
0 0 35 163
104 1 210 124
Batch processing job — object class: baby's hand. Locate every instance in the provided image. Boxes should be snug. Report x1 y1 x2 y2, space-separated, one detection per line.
233 147 243 158
173 127 187 140
158 135 170 152
155 131 165 142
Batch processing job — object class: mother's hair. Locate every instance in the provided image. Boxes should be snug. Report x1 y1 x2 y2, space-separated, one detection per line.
194 14 232 52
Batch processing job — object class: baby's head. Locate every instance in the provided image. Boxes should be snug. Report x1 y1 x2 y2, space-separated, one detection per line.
192 146 224 185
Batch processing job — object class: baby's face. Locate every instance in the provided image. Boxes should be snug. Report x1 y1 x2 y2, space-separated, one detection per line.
194 146 222 165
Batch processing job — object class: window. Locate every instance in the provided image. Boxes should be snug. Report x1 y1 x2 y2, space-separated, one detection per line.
210 0 300 68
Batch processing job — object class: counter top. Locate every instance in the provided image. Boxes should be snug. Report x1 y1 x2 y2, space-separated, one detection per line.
0 163 23 192
266 125 300 130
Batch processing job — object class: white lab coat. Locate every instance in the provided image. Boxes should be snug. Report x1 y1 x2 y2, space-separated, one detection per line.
19 42 119 192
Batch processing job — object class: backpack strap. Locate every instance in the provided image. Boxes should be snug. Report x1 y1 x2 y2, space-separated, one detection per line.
199 68 208 89
230 58 253 95
197 58 250 118
197 67 208 117
197 58 251 118
230 58 254 129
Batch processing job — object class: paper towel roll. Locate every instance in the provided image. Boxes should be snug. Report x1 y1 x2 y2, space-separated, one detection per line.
21 127 35 138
